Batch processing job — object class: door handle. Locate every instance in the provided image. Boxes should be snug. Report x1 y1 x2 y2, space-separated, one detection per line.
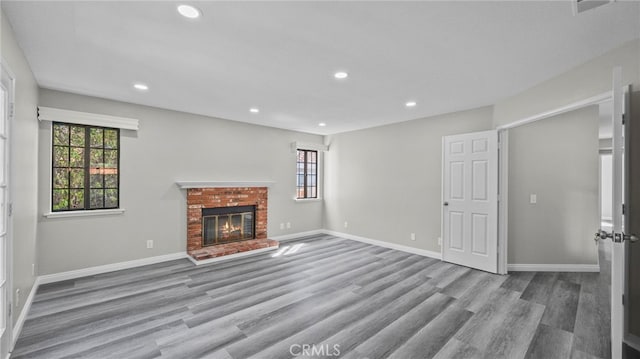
594 230 639 243
443 202 449 206
624 233 639 243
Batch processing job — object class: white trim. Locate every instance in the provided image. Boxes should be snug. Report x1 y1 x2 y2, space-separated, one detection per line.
611 70 625 359
440 136 445 263
11 277 38 349
187 246 279 266
496 91 612 130
38 252 188 285
270 229 325 242
0 58 15 359
291 141 329 152
37 106 139 131
43 208 125 219
507 264 600 272
293 198 322 203
175 181 274 189
572 0 614 15
498 130 509 275
322 230 442 260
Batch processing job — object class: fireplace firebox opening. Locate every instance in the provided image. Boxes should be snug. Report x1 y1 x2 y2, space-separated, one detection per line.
202 205 256 246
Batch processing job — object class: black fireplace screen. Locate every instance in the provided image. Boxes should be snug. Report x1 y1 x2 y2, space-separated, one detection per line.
202 205 255 246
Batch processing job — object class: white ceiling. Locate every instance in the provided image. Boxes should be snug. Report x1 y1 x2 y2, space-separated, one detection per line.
3 1 639 135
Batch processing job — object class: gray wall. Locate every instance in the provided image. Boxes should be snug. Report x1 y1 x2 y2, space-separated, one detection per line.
37 89 324 275
494 39 640 127
1 10 40 325
323 106 493 253
507 107 599 265
495 39 639 266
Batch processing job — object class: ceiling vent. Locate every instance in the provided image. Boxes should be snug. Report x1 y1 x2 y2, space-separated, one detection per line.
573 0 614 15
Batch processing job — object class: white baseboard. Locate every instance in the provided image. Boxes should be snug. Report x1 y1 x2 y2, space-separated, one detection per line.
11 276 40 349
507 263 600 272
38 252 189 285
322 230 443 260
186 246 279 266
269 229 325 242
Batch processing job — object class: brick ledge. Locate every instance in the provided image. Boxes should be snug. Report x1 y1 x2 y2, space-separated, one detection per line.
189 238 279 261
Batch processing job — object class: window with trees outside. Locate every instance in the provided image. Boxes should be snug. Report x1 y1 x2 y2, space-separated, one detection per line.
296 149 318 199
52 122 120 211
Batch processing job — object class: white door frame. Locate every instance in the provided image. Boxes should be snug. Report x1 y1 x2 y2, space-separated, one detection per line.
495 89 614 275
611 68 625 359
497 130 508 275
622 83 640 353
0 59 14 359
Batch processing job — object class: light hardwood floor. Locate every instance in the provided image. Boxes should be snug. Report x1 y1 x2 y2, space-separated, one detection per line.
12 234 611 359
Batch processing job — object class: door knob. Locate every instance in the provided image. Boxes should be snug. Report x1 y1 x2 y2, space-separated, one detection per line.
595 230 639 243
594 230 612 243
443 202 449 206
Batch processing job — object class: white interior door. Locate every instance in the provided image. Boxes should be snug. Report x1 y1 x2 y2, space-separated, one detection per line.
609 67 627 359
442 130 498 273
0 64 12 359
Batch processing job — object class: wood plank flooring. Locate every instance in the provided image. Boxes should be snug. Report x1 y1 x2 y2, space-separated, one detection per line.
12 234 611 359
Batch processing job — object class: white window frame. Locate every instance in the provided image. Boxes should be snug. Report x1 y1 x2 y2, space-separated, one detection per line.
38 107 139 218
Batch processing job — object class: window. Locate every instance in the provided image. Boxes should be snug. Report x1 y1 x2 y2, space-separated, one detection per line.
52 122 119 211
296 149 318 199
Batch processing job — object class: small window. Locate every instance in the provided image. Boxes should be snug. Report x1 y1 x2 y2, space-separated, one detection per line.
296 149 318 199
52 122 120 211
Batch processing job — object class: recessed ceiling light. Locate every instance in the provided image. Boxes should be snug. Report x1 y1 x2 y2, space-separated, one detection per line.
318 122 327 127
177 4 201 19
405 101 417 107
334 71 348 79
249 108 260 113
133 83 149 91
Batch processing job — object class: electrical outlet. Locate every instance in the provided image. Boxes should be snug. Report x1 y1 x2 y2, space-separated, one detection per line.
410 233 416 241
15 288 20 304
286 222 291 229
438 237 442 246
344 221 348 228
530 194 537 204
32 263 35 276
146 240 154 249
280 223 285 230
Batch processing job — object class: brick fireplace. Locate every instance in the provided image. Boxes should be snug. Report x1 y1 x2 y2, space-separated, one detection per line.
186 187 278 261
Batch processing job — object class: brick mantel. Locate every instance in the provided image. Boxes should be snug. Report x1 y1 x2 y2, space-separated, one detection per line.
186 187 276 260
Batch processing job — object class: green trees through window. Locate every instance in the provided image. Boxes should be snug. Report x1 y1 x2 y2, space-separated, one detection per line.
52 122 119 211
